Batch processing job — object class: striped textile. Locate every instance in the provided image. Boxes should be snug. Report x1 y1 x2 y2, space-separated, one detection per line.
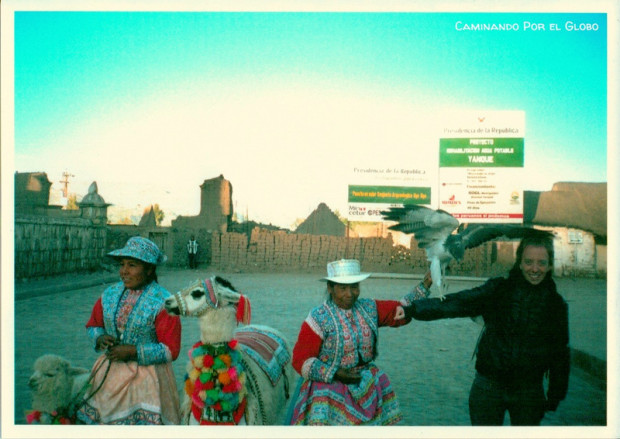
290 364 402 425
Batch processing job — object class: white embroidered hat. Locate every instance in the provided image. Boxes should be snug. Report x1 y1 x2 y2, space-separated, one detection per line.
322 259 371 284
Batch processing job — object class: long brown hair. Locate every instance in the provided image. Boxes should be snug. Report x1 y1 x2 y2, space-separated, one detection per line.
510 233 554 280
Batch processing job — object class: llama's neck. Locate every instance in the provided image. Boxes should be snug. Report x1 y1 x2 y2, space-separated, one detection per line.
198 307 237 345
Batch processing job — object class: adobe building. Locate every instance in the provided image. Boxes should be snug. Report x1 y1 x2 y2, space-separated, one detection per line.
171 174 233 232
169 174 234 266
15 172 61 216
529 182 607 277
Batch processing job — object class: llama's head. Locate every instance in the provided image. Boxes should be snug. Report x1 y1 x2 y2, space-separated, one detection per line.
165 276 252 344
29 354 87 413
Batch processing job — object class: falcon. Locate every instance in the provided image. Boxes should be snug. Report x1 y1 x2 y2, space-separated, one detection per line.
381 205 553 299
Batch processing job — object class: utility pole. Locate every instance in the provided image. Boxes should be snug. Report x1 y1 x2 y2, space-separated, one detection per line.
59 171 74 198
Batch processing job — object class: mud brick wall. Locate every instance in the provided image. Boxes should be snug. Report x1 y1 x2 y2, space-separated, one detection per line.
15 215 107 279
212 229 409 273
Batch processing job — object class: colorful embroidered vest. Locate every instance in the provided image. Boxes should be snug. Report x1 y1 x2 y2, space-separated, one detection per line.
306 298 379 381
96 281 172 364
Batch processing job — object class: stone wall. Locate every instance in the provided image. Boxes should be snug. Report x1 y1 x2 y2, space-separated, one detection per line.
15 215 107 279
211 229 389 272
211 229 395 272
14 220 600 280
209 228 505 275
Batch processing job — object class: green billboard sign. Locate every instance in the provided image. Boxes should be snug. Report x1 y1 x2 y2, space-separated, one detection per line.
439 138 524 167
348 185 431 204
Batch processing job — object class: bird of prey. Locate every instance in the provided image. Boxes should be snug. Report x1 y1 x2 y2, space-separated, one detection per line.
381 205 553 299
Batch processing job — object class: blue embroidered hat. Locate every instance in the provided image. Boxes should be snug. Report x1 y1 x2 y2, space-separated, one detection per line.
322 259 370 284
107 236 167 265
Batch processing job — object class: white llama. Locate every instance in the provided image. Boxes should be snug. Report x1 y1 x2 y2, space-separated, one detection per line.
165 276 296 425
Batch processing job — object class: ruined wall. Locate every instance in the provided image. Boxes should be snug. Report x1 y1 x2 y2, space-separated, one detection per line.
172 175 232 233
209 228 506 275
211 228 418 273
16 218 601 280
15 215 107 279
15 172 53 214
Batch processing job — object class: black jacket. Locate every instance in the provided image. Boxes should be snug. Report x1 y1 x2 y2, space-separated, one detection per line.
404 271 570 402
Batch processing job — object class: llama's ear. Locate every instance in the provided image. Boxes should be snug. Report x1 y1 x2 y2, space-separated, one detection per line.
70 367 89 376
236 295 252 325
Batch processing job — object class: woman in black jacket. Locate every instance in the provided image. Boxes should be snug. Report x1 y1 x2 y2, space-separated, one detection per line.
402 234 569 425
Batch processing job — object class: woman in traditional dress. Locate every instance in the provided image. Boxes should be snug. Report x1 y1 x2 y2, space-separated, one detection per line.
77 236 181 425
288 259 430 425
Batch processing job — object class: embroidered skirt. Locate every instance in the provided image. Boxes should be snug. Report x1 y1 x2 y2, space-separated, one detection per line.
289 364 402 426
76 354 180 425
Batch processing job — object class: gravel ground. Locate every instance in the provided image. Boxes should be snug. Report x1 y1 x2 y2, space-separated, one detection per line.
12 269 608 430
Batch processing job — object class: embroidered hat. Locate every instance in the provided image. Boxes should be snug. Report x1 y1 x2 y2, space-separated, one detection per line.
321 259 371 284
107 236 167 265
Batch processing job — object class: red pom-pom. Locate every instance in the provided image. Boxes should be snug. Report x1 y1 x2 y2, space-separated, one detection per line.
203 354 214 368
26 410 41 424
222 381 242 393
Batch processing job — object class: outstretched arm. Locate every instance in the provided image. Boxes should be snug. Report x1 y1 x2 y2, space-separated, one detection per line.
403 277 503 321
395 272 433 319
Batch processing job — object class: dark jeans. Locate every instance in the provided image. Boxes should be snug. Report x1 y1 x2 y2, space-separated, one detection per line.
188 253 197 268
469 372 546 426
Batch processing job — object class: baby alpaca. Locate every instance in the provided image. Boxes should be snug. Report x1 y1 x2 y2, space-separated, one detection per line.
28 354 90 423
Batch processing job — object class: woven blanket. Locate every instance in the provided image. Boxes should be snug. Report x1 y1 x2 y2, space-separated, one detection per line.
234 326 290 387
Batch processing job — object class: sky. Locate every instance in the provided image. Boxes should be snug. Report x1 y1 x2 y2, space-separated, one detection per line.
4 3 614 228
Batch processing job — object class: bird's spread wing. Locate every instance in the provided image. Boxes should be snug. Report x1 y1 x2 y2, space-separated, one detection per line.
380 205 459 248
460 224 554 249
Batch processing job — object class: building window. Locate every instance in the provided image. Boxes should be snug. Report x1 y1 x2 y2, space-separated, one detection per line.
568 231 584 244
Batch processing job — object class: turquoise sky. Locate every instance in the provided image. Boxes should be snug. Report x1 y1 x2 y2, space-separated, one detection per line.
10 10 609 226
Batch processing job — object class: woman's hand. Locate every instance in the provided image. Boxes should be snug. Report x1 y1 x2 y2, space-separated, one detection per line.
334 368 362 384
394 305 405 320
105 344 137 362
96 334 116 351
